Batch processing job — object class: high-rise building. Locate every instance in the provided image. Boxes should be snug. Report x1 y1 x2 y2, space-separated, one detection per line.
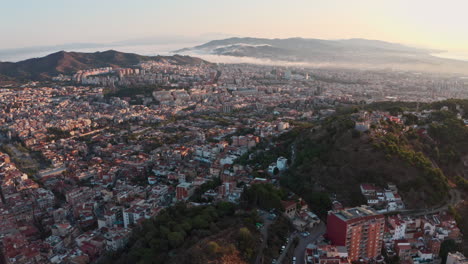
326 205 385 261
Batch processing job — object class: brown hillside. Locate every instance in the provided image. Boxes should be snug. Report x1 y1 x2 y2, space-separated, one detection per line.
0 50 210 80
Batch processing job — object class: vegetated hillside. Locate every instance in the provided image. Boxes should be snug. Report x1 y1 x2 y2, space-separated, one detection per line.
280 102 468 209
454 201 468 255
0 50 209 81
100 202 261 264
281 116 442 208
366 99 468 192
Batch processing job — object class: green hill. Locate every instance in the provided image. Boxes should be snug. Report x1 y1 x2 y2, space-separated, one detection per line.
99 202 260 264
278 101 468 209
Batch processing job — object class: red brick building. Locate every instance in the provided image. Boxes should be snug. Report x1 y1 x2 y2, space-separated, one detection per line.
327 206 385 261
428 238 441 256
176 182 193 201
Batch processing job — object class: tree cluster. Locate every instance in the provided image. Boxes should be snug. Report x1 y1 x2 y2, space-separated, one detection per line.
101 202 241 264
241 183 285 211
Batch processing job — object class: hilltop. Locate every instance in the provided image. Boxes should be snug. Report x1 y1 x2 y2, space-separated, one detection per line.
0 50 209 81
272 100 468 210
281 117 445 208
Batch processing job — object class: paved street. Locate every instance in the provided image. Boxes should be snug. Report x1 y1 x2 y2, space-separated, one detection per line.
255 211 274 264
276 232 296 264
292 222 326 264
269 222 326 264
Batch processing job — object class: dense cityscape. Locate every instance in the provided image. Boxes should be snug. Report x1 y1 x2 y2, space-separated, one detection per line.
2 1 468 264
0 56 467 264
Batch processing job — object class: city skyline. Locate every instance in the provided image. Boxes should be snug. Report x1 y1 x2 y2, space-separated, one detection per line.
1 2 468 262
1 55 465 264
2 0 468 56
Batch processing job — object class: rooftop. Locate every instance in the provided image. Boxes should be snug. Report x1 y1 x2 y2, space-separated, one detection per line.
332 205 381 221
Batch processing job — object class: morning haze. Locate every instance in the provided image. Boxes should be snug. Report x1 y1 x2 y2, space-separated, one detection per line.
1 0 468 59
1 1 468 264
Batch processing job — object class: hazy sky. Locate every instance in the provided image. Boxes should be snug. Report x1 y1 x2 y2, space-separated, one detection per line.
1 0 468 52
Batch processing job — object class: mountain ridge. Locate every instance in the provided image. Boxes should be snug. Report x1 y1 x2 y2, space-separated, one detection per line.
178 37 436 54
0 50 209 81
177 37 468 74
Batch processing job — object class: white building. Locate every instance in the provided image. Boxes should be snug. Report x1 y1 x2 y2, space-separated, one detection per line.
447 252 468 264
277 157 288 171
123 205 151 228
277 122 290 131
268 163 277 175
220 154 237 165
393 222 406 240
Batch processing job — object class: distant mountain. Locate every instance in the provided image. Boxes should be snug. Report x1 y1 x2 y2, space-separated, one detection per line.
0 50 208 81
177 37 468 74
177 37 432 59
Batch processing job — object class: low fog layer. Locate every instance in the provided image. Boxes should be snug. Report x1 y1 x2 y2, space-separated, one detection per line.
178 37 468 75
180 52 468 76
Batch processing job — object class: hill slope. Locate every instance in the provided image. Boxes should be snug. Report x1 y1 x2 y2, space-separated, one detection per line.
0 50 208 80
99 202 260 264
275 103 468 209
283 121 446 208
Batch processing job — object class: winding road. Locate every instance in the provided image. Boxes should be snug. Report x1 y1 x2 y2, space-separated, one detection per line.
387 189 464 217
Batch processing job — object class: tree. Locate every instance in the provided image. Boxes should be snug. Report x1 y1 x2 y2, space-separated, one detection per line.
168 232 185 248
403 113 418 125
46 127 71 139
439 239 458 264
105 202 241 264
351 129 361 138
217 201 236 216
237 227 253 242
241 184 284 211
180 220 192 232
206 241 221 256
237 228 255 259
273 167 279 175
193 215 209 229
304 192 332 218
